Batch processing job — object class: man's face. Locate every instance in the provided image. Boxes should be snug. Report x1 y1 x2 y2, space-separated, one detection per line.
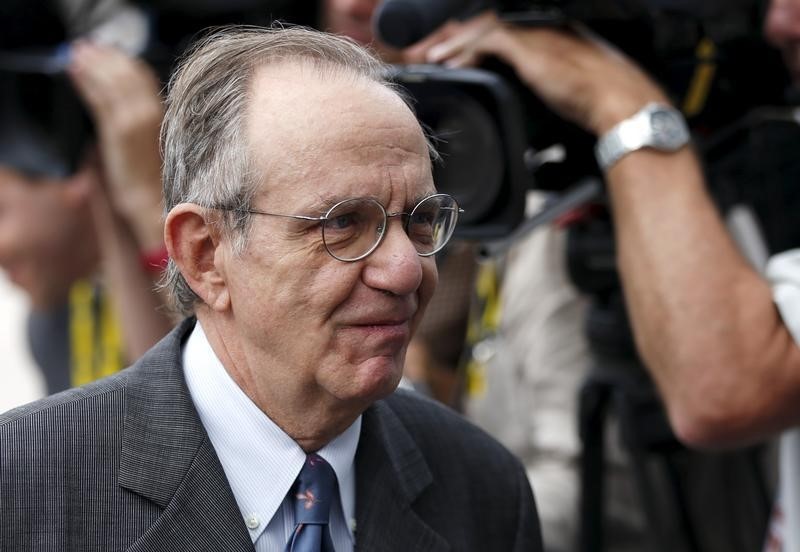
0 166 97 310
765 0 800 84
215 63 437 410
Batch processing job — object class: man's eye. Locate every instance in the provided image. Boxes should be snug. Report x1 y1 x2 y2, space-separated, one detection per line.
325 210 366 241
329 212 358 230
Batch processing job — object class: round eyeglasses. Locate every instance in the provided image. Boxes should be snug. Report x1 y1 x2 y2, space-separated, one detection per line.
234 193 463 262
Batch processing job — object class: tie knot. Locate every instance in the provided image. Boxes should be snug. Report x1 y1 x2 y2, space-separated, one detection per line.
292 453 337 525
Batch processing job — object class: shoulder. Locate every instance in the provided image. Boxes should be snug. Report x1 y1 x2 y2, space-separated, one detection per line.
0 368 131 431
0 317 193 434
0 370 132 512
0 369 135 481
0 364 165 549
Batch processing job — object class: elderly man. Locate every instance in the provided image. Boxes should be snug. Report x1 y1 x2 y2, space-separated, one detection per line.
0 26 541 551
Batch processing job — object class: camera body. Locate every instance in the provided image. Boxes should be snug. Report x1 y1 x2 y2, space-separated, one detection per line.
389 64 530 240
0 48 94 179
0 0 288 180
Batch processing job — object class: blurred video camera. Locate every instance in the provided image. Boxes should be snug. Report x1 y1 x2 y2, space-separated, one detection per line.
377 0 791 242
0 0 160 179
0 0 294 180
0 2 95 179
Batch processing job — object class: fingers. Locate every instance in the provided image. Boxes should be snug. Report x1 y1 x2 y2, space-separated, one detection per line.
396 7 669 135
426 12 503 66
401 20 468 64
401 11 503 66
66 41 164 243
67 41 163 134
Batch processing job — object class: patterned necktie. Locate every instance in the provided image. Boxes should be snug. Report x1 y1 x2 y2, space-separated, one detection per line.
285 453 338 552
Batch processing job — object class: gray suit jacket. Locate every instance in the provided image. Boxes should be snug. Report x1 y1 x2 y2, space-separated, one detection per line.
1 318 542 551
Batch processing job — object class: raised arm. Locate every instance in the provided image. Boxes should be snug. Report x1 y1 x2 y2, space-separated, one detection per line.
406 13 800 448
68 42 175 359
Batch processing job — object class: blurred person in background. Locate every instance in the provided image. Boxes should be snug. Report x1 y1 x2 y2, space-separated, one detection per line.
0 0 174 393
399 0 800 456
397 0 800 550
397 11 645 550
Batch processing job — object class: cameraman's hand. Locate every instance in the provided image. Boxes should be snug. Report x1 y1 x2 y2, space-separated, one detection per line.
68 42 164 251
403 11 667 136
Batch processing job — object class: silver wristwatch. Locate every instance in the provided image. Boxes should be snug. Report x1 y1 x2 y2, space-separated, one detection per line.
594 103 690 172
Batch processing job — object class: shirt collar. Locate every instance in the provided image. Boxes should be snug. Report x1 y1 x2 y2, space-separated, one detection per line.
182 321 360 541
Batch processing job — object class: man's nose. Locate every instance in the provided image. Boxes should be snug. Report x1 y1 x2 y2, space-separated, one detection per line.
362 220 424 295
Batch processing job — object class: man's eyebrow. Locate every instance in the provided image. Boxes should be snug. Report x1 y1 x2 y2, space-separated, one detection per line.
302 193 381 213
301 191 438 213
300 194 342 213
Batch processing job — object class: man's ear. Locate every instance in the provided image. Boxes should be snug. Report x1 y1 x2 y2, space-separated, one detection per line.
165 203 230 312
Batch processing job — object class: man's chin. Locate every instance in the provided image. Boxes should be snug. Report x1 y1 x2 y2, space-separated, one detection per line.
340 355 404 403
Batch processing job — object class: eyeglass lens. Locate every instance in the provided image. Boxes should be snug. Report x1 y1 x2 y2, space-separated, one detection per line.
321 195 459 261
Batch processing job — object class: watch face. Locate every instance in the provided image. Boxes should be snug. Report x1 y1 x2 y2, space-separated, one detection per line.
651 108 689 150
595 103 690 171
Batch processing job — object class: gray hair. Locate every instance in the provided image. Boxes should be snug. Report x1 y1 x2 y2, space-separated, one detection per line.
161 25 425 315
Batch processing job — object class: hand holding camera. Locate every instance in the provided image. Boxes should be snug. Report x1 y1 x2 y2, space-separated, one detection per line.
401 10 669 137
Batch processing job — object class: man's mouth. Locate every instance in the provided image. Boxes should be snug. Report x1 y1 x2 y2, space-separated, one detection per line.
347 319 409 331
339 319 412 344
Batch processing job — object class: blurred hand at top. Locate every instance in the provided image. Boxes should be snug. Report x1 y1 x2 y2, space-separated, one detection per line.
67 42 164 250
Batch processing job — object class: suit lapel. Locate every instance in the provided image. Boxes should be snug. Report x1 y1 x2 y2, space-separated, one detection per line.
355 399 450 552
120 318 254 552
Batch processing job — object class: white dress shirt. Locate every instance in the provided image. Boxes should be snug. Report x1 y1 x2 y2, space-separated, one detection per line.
183 322 359 552
767 248 800 345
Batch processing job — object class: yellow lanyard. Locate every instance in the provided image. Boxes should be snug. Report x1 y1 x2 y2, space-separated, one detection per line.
463 260 503 398
682 37 717 118
68 279 124 387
